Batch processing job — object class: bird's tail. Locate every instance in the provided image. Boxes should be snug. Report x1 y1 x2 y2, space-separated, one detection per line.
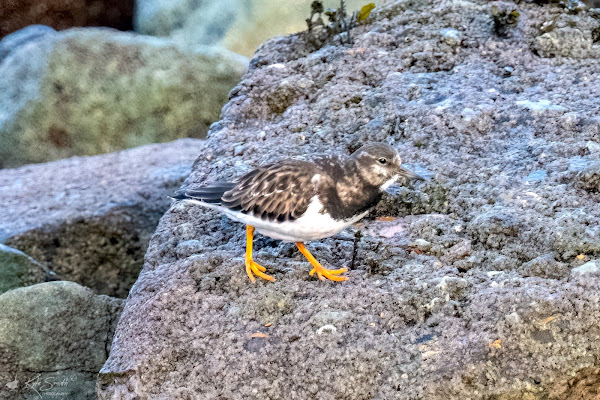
170 183 236 205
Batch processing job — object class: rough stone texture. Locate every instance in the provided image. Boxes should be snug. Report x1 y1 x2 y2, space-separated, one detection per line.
0 244 47 295
0 139 204 298
0 281 123 400
0 26 247 168
100 0 600 399
0 0 134 39
134 0 369 56
533 12 600 58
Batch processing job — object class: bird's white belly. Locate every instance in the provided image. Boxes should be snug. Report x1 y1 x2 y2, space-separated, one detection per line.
189 197 367 242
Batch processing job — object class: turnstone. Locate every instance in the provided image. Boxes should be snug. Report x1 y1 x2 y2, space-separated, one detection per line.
172 143 423 283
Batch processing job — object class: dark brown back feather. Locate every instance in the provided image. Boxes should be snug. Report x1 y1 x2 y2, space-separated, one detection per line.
221 160 318 222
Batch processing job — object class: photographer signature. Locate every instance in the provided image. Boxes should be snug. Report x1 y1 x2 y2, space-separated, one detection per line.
6 373 76 399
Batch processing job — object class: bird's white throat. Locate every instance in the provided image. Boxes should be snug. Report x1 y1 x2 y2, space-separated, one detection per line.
380 175 399 191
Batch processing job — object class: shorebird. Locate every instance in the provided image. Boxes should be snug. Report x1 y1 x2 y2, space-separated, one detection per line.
172 143 423 282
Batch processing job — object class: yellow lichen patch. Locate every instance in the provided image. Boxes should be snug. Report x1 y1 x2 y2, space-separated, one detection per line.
489 339 502 349
376 216 398 222
577 254 586 260
357 3 376 21
542 315 560 326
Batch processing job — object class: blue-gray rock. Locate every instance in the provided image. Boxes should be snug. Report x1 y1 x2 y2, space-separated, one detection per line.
0 24 56 64
0 27 247 168
0 281 124 400
0 244 46 295
0 139 204 298
571 260 599 275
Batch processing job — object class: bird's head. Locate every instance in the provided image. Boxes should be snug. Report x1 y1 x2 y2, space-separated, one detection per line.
350 143 424 190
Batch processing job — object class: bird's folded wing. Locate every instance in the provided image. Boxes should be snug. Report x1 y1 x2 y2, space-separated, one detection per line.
221 161 317 222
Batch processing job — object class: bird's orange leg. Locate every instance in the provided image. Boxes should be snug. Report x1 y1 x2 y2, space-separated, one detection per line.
295 242 348 282
245 225 275 283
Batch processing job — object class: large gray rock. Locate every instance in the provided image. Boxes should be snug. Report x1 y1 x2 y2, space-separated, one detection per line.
0 281 124 400
0 244 47 295
532 13 600 58
135 0 249 45
0 25 247 168
99 0 600 399
0 138 205 298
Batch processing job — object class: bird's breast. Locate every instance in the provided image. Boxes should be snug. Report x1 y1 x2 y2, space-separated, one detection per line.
254 196 363 242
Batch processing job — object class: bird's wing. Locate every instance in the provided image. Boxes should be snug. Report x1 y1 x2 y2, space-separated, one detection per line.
221 160 319 222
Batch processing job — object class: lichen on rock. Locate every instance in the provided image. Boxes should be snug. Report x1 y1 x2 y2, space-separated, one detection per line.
0 26 248 168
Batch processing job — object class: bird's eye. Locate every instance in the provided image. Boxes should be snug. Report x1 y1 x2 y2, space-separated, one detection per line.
378 157 387 164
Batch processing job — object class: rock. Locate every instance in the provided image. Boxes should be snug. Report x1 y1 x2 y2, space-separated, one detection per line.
0 244 47 295
587 140 600 155
576 159 600 192
0 281 123 400
440 240 472 264
0 27 248 168
0 0 134 41
571 260 599 275
440 28 461 46
518 253 570 279
490 3 520 37
0 24 56 63
135 0 247 45
0 139 203 297
535 28 591 58
99 1 600 399
533 12 600 58
515 99 568 113
413 238 432 251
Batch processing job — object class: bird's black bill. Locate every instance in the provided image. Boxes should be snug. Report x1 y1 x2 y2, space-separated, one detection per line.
399 166 425 181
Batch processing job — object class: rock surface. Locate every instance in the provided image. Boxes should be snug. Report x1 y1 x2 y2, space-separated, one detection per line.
0 138 204 298
100 0 600 399
0 25 247 168
0 281 123 400
0 244 47 295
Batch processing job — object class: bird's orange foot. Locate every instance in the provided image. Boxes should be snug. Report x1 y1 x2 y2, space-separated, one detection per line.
309 264 348 282
296 242 348 282
245 225 275 283
245 258 275 283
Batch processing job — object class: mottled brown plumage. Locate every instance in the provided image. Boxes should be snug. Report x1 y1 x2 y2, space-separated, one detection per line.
172 143 424 282
221 160 318 222
173 143 423 226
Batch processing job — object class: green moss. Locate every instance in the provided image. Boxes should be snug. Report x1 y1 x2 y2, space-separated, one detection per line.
0 244 46 295
491 5 520 37
305 1 377 48
0 29 247 167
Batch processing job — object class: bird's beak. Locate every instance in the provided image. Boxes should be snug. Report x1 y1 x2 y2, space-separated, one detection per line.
398 165 425 181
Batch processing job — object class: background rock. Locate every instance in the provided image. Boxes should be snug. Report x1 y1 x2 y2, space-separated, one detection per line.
0 244 47 295
0 139 204 298
0 281 123 400
97 0 600 398
0 26 247 168
0 0 134 40
134 0 369 56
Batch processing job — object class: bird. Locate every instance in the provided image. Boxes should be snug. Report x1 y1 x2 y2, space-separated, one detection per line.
172 143 424 283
